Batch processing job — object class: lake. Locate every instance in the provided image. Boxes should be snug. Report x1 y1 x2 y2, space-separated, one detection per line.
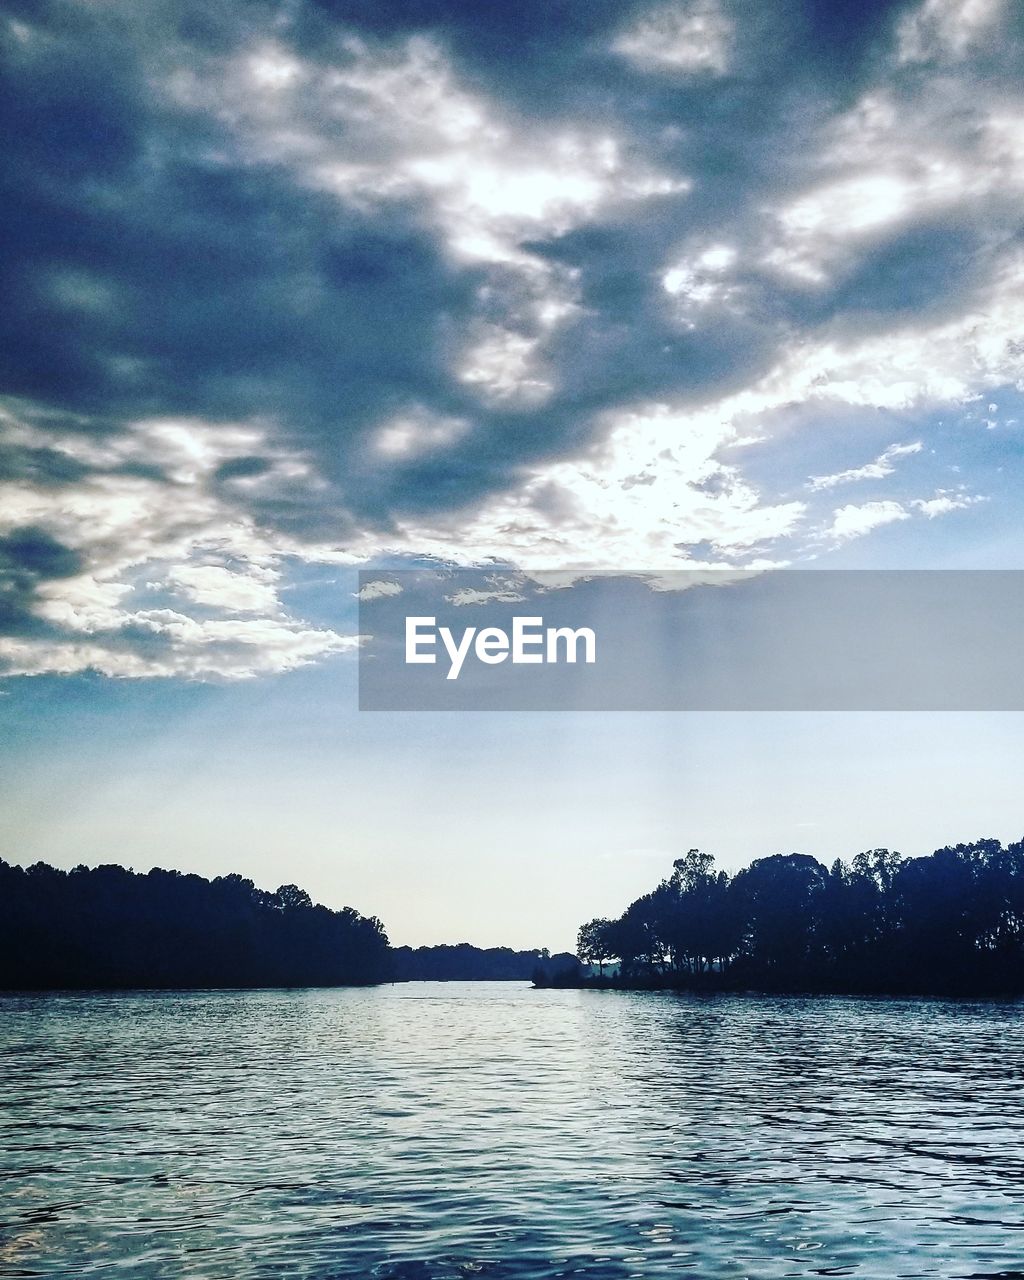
1 984 1022 1278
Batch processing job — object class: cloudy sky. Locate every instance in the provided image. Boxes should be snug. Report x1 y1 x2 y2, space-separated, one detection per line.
2 0 1023 948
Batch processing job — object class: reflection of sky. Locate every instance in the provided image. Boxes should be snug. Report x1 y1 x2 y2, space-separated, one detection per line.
2 0 1024 950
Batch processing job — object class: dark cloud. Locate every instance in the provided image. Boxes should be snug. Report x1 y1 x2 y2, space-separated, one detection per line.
0 526 83 635
0 444 90 486
0 0 952 494
827 221 985 318
2 0 1018 537
302 0 912 114
0 0 1021 677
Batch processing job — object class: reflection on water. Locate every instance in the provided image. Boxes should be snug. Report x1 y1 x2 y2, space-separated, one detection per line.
1 984 1023 1278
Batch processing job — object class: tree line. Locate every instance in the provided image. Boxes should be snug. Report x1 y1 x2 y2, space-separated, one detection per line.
573 840 1024 995
0 859 392 989
393 943 578 981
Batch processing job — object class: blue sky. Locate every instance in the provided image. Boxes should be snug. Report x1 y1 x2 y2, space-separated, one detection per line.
1 0 1023 948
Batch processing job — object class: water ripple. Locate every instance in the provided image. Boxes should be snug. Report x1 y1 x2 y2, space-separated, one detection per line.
1 987 1023 1278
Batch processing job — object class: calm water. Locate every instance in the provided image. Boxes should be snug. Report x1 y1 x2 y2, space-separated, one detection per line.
1 985 1023 1279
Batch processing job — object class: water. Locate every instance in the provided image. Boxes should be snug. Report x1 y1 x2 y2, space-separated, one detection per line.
1 985 1023 1279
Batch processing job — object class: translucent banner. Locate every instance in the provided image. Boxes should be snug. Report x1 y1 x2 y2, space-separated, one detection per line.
357 570 1024 711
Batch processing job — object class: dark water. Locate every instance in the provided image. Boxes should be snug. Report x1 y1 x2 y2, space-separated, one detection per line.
2 985 1023 1279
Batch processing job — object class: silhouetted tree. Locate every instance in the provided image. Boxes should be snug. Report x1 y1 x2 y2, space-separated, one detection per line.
0 860 391 989
724 854 822 983
391 944 578 982
572 836 1024 995
577 918 615 974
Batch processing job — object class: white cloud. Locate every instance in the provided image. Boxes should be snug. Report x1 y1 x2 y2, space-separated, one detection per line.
827 501 911 542
458 322 554 406
765 164 972 284
184 32 686 265
374 410 469 458
161 32 689 416
822 489 981 545
356 579 403 601
348 401 807 571
0 409 352 679
662 243 740 321
613 1 733 75
735 248 1024 414
0 620 354 681
166 564 281 613
910 490 986 518
762 51 1024 288
809 442 923 491
446 583 527 606
897 0 1005 65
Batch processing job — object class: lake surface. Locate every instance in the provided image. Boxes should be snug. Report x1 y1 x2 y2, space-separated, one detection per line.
2 984 1023 1278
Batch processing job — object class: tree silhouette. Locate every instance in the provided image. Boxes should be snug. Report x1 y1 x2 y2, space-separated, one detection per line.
572 839 1024 996
576 919 615 975
0 860 391 989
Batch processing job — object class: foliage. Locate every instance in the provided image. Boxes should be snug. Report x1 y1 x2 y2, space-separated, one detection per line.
0 860 392 989
575 839 1024 995
392 944 578 981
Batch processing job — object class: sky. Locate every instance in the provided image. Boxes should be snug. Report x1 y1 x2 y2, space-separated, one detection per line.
1 0 1023 951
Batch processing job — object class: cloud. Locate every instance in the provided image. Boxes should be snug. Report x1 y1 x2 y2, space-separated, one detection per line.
0 0 1021 677
165 564 281 614
0 410 351 678
374 410 471 459
897 0 1006 65
0 619 356 681
821 487 983 544
349 401 808 571
356 579 404 601
612 1 734 75
809 442 923 491
827 501 911 542
910 490 986 518
446 578 528 606
0 525 84 635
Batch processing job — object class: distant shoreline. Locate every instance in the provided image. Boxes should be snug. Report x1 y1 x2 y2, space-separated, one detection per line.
535 971 1024 999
